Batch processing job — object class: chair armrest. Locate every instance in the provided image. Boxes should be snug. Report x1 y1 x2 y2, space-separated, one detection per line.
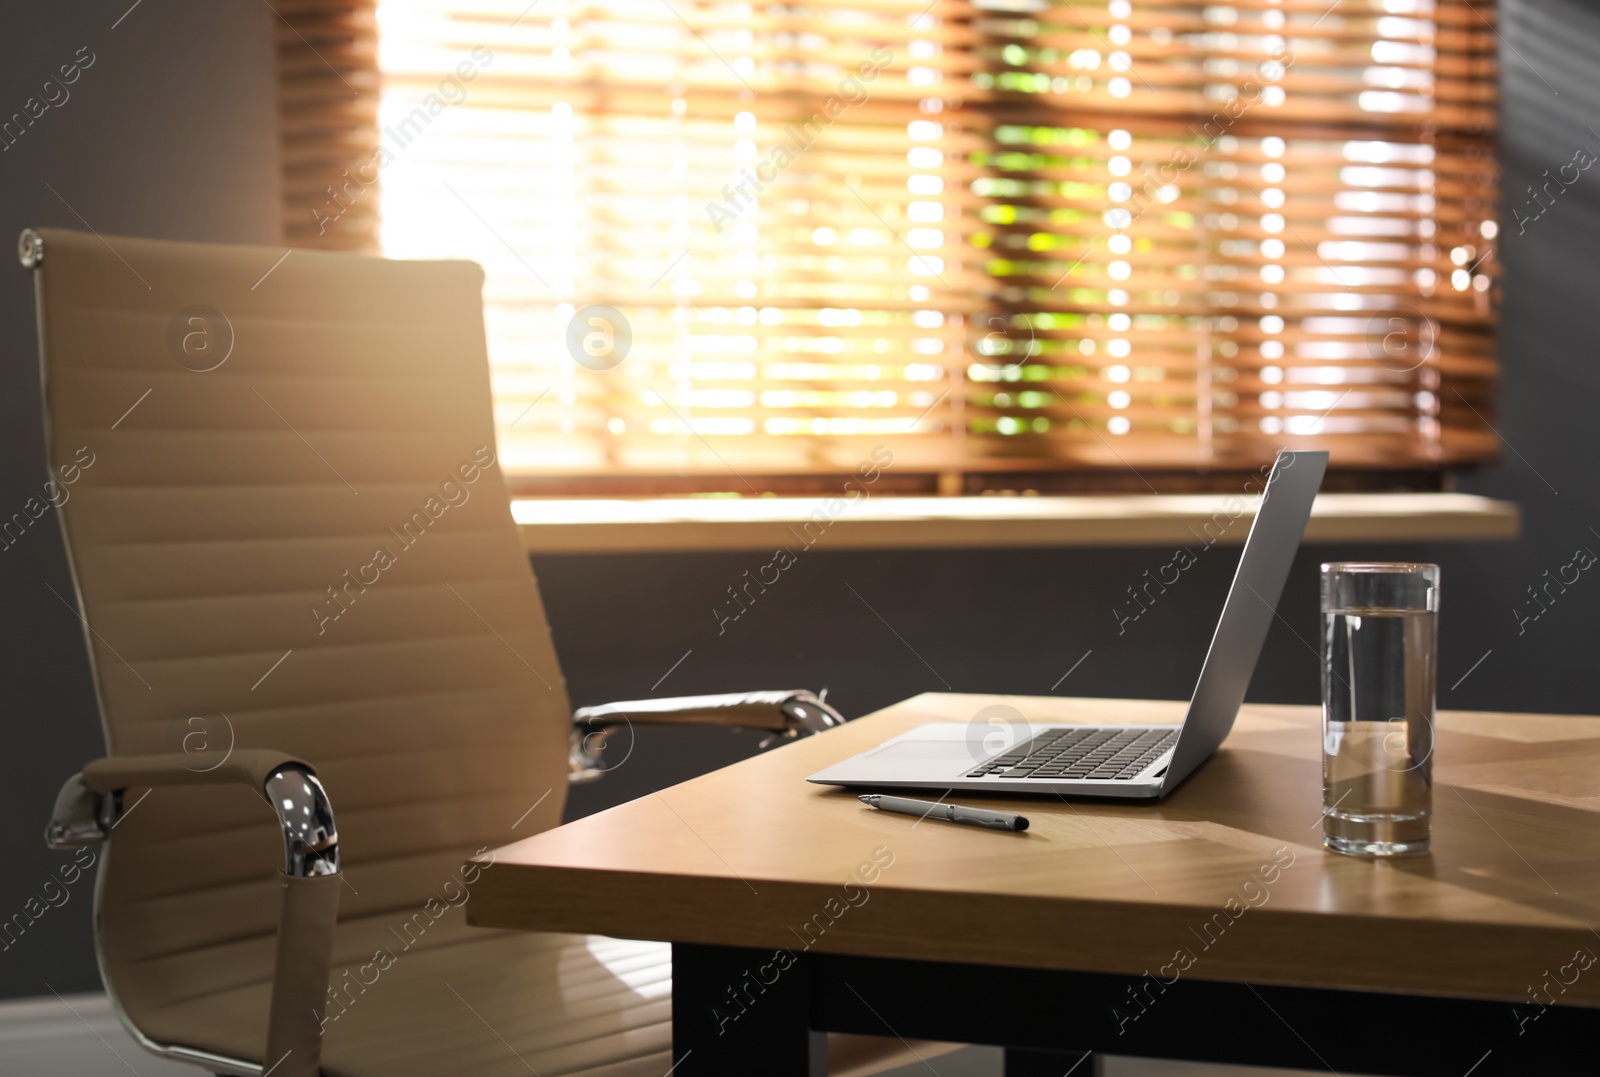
57 749 339 877
47 749 340 1077
569 689 845 782
81 748 304 795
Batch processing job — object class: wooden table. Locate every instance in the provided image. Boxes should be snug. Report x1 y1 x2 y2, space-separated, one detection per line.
470 694 1600 1076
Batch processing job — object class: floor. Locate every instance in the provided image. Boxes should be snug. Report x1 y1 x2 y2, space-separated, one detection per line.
1 993 194 1077
0 993 1332 1077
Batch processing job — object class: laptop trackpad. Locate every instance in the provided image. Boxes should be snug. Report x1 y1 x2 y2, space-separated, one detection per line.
869 741 974 762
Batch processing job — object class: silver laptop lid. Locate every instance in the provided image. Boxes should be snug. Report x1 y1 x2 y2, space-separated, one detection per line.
1160 449 1328 792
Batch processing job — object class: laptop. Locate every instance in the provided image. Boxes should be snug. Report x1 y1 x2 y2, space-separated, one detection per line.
807 449 1328 800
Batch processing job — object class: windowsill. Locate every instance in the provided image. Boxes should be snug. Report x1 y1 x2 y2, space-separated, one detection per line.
513 493 1519 554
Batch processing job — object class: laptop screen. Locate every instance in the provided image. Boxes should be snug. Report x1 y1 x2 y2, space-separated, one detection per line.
1160 449 1328 790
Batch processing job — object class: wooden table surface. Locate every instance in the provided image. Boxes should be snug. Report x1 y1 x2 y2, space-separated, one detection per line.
470 694 1600 1008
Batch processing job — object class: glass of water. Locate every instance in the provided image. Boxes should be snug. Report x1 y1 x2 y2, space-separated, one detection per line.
1321 563 1439 857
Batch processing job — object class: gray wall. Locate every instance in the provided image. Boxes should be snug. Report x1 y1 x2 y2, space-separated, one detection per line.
0 2 280 997
3 0 1597 1004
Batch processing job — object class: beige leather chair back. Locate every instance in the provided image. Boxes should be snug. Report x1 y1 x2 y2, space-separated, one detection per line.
29 229 569 1055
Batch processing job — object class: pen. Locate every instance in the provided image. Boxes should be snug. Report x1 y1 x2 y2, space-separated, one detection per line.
859 794 1028 832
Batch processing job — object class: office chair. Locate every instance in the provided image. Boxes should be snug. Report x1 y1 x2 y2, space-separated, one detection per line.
23 228 946 1076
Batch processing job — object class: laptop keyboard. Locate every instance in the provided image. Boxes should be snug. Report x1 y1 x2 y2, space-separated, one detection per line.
966 728 1179 781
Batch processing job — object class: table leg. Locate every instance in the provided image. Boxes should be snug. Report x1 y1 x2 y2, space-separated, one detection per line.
1004 1047 1104 1076
672 942 826 1076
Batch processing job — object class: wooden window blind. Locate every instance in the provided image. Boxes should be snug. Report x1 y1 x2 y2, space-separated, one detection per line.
279 0 1499 493
276 1 382 252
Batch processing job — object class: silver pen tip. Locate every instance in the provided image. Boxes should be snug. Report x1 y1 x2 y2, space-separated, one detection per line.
857 795 874 804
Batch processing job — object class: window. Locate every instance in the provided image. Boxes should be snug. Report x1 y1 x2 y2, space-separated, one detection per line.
278 0 1499 494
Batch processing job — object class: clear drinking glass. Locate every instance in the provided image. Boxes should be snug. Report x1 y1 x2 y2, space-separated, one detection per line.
1321 563 1439 857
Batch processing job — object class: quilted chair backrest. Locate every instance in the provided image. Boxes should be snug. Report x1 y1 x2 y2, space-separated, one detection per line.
27 228 570 1053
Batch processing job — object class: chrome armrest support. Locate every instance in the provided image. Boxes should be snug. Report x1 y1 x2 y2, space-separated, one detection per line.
568 689 846 783
45 772 114 849
262 765 341 877
47 750 340 878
